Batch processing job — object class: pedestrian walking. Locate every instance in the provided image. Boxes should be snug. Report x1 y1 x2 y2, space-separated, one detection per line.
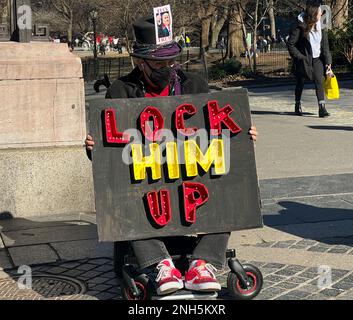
108 35 113 49
185 34 191 48
99 40 106 55
265 36 272 52
287 0 332 117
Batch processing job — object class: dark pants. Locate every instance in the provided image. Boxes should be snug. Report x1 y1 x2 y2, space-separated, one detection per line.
295 58 325 105
132 233 231 270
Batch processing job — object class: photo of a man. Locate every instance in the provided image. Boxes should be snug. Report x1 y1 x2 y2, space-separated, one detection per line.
160 11 171 37
154 4 173 45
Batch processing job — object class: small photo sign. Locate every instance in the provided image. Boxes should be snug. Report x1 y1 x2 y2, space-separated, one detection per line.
154 4 173 45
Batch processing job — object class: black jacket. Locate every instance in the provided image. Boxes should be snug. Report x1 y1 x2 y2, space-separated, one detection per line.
106 67 209 99
287 17 332 80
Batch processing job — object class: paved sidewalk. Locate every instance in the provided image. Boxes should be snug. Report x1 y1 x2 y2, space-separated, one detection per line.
1 172 353 300
1 82 352 300
248 81 353 179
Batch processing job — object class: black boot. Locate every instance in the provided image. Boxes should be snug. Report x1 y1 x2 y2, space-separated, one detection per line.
319 103 330 118
295 101 303 116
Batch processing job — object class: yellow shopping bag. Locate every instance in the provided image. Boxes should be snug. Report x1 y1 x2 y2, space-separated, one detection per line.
324 75 340 100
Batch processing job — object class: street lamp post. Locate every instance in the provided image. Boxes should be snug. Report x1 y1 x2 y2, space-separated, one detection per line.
90 10 98 79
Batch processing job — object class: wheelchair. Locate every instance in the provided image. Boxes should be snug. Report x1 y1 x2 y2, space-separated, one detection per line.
113 241 263 301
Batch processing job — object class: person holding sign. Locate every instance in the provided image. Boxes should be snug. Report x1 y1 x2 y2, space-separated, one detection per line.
287 0 332 118
86 13 258 296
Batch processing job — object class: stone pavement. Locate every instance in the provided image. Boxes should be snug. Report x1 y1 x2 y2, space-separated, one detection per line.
248 81 353 179
1 81 353 300
2 257 353 300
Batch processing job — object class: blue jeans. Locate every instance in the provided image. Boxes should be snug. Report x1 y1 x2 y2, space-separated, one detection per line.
132 233 231 270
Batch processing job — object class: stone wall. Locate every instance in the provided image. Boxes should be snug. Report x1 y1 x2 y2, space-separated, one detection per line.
0 42 95 218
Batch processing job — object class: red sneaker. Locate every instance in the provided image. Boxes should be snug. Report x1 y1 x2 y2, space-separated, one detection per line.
155 259 184 295
185 260 221 292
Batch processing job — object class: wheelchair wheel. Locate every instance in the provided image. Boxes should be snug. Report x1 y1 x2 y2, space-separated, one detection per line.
121 274 152 301
227 264 263 300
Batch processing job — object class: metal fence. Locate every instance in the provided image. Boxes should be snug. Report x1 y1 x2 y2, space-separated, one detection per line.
81 46 351 84
82 56 132 82
82 49 210 83
245 43 292 77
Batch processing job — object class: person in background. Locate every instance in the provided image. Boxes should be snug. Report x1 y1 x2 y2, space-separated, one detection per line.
108 35 114 49
287 0 332 118
117 39 123 54
265 36 272 52
185 34 191 48
113 36 119 51
96 34 102 46
74 37 80 47
220 37 225 50
67 41 74 52
99 40 106 55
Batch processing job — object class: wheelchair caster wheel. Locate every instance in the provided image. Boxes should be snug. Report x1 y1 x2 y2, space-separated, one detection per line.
227 264 263 300
121 275 151 301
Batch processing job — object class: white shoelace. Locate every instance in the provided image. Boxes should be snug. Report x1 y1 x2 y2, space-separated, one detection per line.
156 262 174 282
194 263 218 279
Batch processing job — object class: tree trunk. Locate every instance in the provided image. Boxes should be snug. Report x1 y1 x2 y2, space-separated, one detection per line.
211 15 217 37
227 6 244 58
268 0 276 39
125 30 135 69
1 0 8 24
198 0 216 56
237 2 252 70
210 21 225 49
201 18 212 51
331 0 349 29
210 7 228 48
67 9 73 42
252 0 259 73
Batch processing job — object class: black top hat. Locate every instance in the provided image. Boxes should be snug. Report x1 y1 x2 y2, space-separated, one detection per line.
130 15 182 61
306 0 322 8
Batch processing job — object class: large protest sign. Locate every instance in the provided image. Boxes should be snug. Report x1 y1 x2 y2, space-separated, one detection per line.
89 90 262 242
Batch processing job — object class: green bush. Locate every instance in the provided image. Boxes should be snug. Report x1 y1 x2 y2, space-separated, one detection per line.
209 68 227 80
240 66 255 78
328 22 353 72
209 58 242 80
221 58 242 75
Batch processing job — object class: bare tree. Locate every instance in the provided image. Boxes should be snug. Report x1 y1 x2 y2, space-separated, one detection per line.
252 0 260 71
32 0 91 41
280 0 350 29
0 0 8 23
227 1 245 59
198 0 217 52
51 0 76 41
239 0 272 72
329 0 349 28
210 3 229 48
267 0 276 39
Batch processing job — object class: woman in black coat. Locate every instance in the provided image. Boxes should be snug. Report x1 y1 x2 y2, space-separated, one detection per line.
287 0 332 118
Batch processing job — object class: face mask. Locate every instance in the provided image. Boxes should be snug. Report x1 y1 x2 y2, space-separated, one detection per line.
145 61 172 89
